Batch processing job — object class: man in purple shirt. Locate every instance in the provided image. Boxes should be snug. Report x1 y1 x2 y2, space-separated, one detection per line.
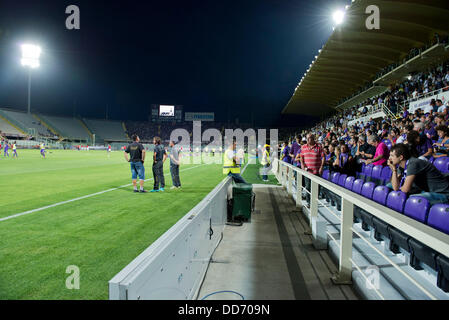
289 135 301 166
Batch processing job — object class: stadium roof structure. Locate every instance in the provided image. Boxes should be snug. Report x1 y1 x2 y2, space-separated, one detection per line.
282 0 449 117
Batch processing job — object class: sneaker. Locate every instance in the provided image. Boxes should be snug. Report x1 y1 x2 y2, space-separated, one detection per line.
133 189 139 193
139 189 148 193
170 186 177 190
150 189 160 193
160 188 165 192
177 186 181 189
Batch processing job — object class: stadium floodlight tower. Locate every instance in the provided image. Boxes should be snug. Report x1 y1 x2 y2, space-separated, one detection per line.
21 44 41 114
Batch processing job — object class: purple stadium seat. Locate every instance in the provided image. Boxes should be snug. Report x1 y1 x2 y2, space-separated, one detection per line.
345 176 355 190
434 157 449 174
427 204 449 235
338 174 348 187
372 165 383 180
383 140 392 150
404 197 430 223
429 157 435 164
364 164 374 177
331 172 340 184
352 179 364 194
372 186 390 205
386 191 407 213
381 166 392 182
322 170 330 180
361 182 376 199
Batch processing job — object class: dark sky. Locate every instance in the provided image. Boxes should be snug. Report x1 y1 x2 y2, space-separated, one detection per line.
0 0 350 126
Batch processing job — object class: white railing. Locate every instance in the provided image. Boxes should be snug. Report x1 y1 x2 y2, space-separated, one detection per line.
273 159 449 299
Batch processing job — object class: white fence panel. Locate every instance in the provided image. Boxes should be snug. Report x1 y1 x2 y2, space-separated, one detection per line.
109 176 231 300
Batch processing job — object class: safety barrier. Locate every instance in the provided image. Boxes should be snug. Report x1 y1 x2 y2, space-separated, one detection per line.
109 175 232 300
273 159 449 299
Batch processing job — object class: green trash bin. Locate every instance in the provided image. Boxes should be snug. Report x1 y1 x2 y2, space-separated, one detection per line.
231 182 254 222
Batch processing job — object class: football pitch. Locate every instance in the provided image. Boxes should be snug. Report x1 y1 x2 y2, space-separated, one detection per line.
0 149 230 300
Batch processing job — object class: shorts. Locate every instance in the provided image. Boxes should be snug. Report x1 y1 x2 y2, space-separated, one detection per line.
130 161 145 180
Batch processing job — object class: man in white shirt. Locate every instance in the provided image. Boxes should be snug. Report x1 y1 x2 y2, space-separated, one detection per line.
437 99 447 113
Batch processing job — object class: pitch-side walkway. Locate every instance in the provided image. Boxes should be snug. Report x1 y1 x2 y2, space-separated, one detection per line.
197 185 360 300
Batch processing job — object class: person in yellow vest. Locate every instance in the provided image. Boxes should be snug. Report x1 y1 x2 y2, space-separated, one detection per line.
260 144 271 181
223 139 247 183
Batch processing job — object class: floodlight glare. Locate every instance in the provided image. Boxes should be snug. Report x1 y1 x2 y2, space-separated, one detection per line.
333 10 345 25
21 44 41 69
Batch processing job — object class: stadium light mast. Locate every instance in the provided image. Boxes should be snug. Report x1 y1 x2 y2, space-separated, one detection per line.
21 44 41 114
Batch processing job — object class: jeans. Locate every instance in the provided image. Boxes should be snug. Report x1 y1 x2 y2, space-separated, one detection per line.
130 161 145 180
153 161 165 189
410 192 449 206
262 164 270 180
228 172 247 184
170 164 181 187
385 183 449 206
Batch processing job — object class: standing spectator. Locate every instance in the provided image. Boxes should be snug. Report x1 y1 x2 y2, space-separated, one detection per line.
289 135 301 166
169 141 182 189
151 136 167 192
300 134 325 207
124 134 147 193
281 141 291 163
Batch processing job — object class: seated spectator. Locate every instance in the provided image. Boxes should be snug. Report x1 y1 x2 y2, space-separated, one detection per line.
355 135 375 165
406 130 433 160
365 135 389 166
323 145 335 172
433 125 449 158
424 121 438 141
388 143 449 205
387 127 400 146
396 124 413 144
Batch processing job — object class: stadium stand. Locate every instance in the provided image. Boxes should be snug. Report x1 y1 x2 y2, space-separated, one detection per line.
0 116 25 137
275 1 449 299
83 118 128 142
0 108 55 138
39 115 91 141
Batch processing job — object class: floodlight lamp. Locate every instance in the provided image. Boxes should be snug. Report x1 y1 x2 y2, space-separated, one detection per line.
21 44 41 69
333 10 345 25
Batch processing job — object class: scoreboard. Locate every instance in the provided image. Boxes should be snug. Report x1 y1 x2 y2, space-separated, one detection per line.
150 105 183 122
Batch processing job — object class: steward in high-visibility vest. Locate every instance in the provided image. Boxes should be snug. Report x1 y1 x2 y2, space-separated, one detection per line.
261 144 270 181
223 140 247 184
261 145 271 166
223 148 240 174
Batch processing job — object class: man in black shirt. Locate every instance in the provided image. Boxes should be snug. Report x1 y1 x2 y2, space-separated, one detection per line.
124 134 147 193
388 143 449 205
151 136 167 192
354 135 375 170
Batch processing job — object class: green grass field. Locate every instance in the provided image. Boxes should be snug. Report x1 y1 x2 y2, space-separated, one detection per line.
0 149 225 300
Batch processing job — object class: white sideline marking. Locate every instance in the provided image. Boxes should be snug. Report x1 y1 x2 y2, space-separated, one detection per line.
0 164 207 223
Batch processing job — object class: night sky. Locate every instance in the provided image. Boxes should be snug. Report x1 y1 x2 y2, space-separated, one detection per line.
0 0 350 126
